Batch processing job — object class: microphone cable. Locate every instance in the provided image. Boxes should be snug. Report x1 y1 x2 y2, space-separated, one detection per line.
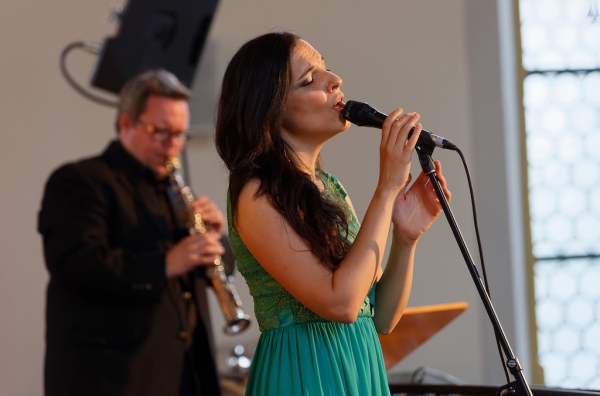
453 146 511 384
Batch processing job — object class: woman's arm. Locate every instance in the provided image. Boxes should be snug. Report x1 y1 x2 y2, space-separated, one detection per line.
373 161 451 334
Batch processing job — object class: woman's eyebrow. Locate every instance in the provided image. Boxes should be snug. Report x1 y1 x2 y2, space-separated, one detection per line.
298 64 316 81
298 56 326 81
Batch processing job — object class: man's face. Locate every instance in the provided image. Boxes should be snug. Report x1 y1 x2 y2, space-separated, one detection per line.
119 95 190 179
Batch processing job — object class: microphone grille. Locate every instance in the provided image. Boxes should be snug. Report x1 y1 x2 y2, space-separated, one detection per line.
342 100 369 126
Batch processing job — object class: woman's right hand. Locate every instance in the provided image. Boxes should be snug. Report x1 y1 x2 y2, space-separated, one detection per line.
377 109 422 196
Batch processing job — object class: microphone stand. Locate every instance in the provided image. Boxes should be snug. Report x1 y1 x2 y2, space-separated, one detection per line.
415 144 533 396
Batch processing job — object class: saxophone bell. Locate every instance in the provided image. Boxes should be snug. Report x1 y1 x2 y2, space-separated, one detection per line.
206 263 251 335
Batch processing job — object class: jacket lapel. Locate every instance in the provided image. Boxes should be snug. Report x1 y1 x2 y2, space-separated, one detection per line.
102 140 174 244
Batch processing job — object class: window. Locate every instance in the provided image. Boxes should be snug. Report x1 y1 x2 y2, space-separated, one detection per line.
519 0 600 388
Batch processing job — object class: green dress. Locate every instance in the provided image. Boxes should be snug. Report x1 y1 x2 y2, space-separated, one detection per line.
227 171 390 396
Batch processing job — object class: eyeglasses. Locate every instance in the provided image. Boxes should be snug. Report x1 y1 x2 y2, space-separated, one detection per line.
136 120 189 143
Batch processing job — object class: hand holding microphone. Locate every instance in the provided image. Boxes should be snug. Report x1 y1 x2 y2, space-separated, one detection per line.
341 100 452 234
342 100 457 151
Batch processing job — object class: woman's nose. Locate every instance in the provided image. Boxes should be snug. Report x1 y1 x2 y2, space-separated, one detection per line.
327 72 342 92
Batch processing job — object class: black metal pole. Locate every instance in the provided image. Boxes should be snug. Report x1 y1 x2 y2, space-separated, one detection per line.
417 149 533 396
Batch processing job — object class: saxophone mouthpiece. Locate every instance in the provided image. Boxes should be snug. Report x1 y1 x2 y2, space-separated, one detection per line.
165 157 181 172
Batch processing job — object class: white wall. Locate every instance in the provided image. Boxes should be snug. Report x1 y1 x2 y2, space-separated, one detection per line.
0 0 530 394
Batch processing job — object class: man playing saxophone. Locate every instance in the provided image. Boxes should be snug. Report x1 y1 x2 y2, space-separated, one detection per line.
38 69 230 396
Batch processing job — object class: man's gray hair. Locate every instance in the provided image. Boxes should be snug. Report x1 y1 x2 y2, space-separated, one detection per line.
116 69 192 133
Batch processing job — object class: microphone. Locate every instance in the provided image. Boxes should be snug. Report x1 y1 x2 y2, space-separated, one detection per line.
343 100 457 150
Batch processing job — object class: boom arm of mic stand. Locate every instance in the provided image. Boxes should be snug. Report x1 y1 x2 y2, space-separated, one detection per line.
416 148 533 396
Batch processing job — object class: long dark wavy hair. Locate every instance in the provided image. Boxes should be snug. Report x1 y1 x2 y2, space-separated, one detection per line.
215 32 351 272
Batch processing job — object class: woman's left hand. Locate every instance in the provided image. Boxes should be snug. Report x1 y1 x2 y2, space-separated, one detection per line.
391 160 451 242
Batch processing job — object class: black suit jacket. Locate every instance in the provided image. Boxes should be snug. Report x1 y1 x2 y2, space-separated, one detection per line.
38 141 229 396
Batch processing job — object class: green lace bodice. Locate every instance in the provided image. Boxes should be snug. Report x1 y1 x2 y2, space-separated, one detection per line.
227 171 375 332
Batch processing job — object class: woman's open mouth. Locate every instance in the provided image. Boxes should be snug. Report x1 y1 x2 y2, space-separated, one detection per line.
333 99 345 112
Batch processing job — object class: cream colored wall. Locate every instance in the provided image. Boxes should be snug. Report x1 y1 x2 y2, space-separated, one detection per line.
0 0 529 394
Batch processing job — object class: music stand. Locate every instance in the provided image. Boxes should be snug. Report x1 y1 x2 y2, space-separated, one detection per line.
379 302 468 370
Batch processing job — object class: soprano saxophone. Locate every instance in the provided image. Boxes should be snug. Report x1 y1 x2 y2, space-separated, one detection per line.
165 158 250 335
